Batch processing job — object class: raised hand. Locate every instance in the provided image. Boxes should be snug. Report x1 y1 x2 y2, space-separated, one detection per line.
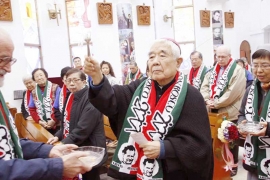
84 56 103 85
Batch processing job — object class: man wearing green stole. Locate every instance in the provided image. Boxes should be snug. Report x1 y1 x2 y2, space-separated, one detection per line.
200 45 246 176
238 44 270 180
85 38 213 180
0 28 92 179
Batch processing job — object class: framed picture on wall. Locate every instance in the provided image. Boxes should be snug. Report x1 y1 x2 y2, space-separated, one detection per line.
200 10 210 27
136 5 150 25
0 0 13 21
97 2 113 24
224 12 234 28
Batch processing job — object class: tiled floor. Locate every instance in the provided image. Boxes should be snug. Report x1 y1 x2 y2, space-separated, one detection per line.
100 147 248 180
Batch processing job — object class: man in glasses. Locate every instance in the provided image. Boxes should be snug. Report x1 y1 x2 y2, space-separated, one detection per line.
0 28 92 179
47 68 107 180
200 45 246 177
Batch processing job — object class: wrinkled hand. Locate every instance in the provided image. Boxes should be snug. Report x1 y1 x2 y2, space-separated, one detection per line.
47 136 59 145
39 120 47 128
62 151 92 178
26 116 33 120
47 119 56 129
84 56 103 85
139 141 160 159
49 144 78 158
206 99 215 108
250 122 267 137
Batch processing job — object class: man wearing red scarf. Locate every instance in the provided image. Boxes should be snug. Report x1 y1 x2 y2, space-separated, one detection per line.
85 39 213 180
125 61 143 85
188 51 207 90
200 45 246 176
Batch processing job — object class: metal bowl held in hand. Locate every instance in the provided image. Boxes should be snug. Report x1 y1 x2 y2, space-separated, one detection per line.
64 146 105 167
239 121 263 133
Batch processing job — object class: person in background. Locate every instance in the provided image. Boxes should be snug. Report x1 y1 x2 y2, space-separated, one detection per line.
188 51 208 90
21 74 36 120
100 60 120 86
236 59 253 88
124 61 143 84
28 68 61 135
73 57 83 70
53 66 72 122
84 38 213 180
238 44 270 180
0 27 91 180
200 45 246 177
47 68 107 180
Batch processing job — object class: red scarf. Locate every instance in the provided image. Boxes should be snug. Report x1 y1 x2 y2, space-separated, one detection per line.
63 93 74 139
210 58 232 98
188 68 199 86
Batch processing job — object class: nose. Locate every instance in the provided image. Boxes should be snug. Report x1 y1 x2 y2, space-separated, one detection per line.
2 63 11 73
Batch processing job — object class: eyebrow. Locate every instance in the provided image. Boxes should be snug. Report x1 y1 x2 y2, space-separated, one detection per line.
148 50 169 56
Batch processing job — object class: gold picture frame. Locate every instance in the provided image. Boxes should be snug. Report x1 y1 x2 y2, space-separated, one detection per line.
224 12 234 28
0 0 13 21
136 5 150 25
200 10 210 27
97 2 113 24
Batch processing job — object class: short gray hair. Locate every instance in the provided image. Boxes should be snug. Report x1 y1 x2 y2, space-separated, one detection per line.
153 39 181 60
22 74 33 82
216 45 231 55
190 51 203 59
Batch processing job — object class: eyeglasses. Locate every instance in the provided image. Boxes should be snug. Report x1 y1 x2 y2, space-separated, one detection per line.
0 57 17 66
216 55 229 60
65 78 82 84
251 64 270 70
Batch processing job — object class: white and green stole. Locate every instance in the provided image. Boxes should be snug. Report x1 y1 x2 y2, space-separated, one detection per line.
188 65 207 90
209 59 236 100
110 72 187 179
34 81 54 121
24 90 31 115
59 84 67 113
0 91 23 160
63 93 74 139
244 79 270 179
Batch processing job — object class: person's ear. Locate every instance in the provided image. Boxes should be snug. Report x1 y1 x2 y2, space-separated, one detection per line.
176 57 183 69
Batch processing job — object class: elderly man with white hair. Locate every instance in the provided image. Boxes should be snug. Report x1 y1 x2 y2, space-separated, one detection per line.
84 38 213 180
200 45 246 176
21 74 36 120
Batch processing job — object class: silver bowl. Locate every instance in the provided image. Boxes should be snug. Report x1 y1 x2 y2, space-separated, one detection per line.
239 121 263 133
63 146 105 167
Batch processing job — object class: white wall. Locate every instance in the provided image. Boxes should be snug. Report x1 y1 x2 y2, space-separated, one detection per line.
193 0 270 67
0 0 27 111
1 0 270 111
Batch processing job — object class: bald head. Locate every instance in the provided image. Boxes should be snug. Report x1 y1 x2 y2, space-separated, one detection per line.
0 28 15 86
216 45 231 67
0 28 13 49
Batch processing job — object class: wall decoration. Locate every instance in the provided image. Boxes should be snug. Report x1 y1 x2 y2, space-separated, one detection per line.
136 5 150 25
0 0 13 21
212 10 223 46
97 2 113 24
117 3 135 84
200 10 210 27
225 12 234 28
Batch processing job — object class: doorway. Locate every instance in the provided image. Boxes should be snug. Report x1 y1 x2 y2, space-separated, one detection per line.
240 40 251 65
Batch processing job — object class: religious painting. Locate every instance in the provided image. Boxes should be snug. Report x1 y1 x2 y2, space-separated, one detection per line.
0 0 13 21
117 3 135 84
97 2 113 24
224 12 234 28
136 5 150 25
200 10 210 27
66 0 91 44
